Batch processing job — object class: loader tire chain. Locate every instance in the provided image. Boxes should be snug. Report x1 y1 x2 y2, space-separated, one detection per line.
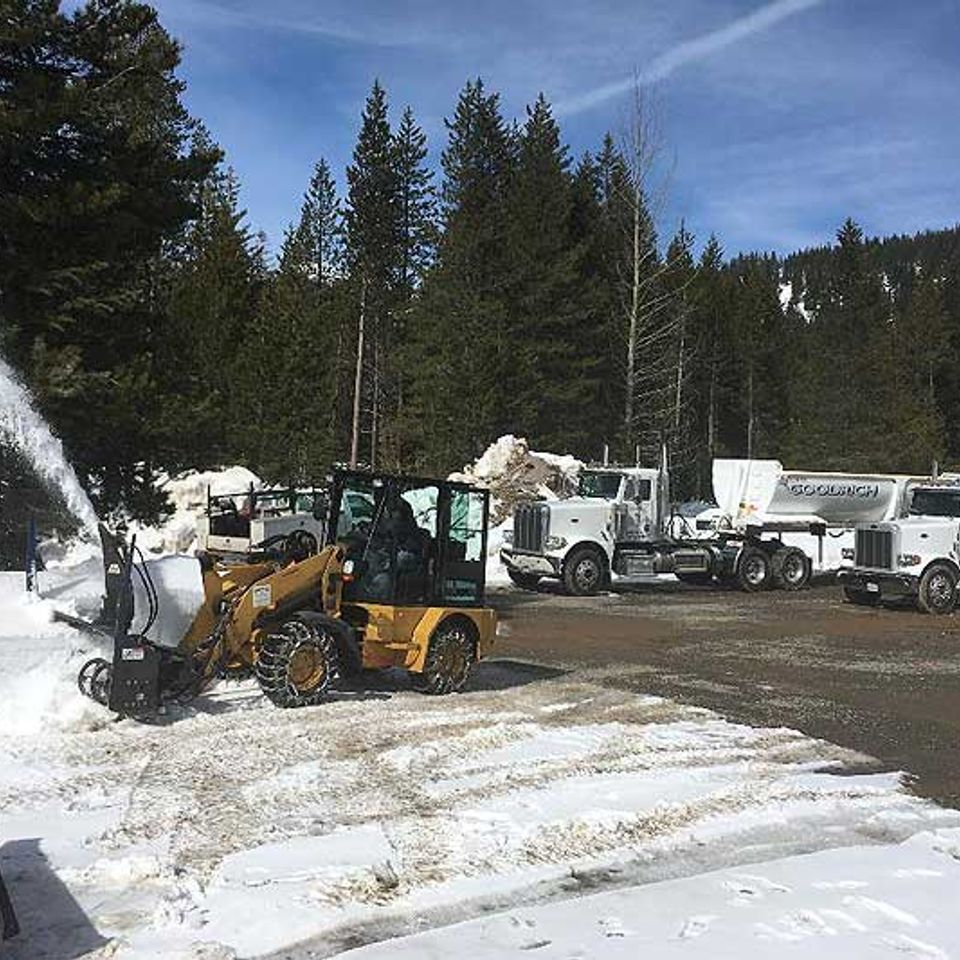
255 619 340 708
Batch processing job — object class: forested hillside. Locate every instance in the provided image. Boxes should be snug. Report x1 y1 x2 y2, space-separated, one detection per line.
2 1 959 529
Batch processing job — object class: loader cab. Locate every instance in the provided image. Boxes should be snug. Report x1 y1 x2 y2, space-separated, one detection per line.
328 470 490 608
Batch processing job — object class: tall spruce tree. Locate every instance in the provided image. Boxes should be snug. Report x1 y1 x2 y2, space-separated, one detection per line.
344 80 402 466
0 0 218 515
504 94 596 452
162 158 266 473
406 78 516 471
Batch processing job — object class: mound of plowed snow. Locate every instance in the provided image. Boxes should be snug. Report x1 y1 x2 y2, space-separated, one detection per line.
130 465 262 555
450 434 582 525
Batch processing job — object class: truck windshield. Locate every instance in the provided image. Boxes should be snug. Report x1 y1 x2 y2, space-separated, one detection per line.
577 472 622 499
909 489 960 518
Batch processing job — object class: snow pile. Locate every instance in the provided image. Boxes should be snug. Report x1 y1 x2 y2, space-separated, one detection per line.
0 575 107 735
129 465 261 555
451 435 582 525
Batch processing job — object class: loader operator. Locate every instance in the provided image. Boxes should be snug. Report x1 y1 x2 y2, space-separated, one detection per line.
348 492 432 603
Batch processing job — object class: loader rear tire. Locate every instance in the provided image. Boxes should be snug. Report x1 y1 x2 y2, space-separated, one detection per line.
256 615 340 708
412 618 476 695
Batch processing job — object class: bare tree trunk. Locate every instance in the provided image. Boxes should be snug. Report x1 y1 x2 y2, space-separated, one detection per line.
350 280 366 468
706 359 717 495
624 192 641 435
674 314 685 433
371 333 380 468
746 365 755 459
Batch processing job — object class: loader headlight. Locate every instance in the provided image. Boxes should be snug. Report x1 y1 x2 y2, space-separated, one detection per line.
502 530 513 545
545 535 567 550
898 554 921 567
342 559 356 582
841 548 855 560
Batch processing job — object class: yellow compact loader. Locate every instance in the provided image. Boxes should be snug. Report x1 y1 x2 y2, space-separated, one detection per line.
65 469 496 719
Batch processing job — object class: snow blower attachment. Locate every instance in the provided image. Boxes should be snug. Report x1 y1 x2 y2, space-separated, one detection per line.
67 470 497 720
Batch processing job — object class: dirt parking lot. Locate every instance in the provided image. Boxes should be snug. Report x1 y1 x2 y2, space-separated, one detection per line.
489 579 960 808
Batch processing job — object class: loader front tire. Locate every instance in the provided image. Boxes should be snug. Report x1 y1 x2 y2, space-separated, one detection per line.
412 618 476 695
256 615 340 708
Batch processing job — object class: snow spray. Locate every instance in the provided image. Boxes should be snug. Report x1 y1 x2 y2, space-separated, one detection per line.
0 356 99 537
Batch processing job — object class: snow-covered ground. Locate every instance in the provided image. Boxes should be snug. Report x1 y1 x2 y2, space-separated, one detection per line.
3 563 960 959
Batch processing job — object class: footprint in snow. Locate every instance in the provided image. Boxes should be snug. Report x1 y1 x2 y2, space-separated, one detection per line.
677 915 717 939
881 933 948 959
842 895 920 927
724 872 790 904
598 916 633 938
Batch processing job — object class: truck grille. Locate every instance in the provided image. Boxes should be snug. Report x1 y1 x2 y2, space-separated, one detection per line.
513 503 549 553
856 528 893 570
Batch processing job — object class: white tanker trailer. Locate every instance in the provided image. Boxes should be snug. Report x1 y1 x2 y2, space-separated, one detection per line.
501 456 946 595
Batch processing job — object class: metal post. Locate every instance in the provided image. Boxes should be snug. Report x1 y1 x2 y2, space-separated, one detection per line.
25 515 37 595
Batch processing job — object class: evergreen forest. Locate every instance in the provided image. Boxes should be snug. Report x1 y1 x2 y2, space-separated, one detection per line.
2 1 959 538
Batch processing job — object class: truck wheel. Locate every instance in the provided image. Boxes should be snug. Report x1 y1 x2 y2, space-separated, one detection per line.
843 584 879 607
507 570 541 591
256 615 341 707
413 618 476 694
562 546 607 596
736 546 771 592
772 547 811 591
918 563 958 615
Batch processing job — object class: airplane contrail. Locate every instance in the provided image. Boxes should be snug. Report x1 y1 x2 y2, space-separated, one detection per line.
558 0 826 115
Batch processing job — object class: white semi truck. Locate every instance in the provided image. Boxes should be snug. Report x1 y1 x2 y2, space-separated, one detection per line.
837 479 960 614
500 457 939 596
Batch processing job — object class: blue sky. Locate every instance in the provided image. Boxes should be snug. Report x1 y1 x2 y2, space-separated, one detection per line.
145 0 959 258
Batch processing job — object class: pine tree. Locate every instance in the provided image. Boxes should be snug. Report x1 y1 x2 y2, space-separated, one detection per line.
405 78 517 471
344 80 402 466
0 0 218 516
161 154 266 472
503 94 596 452
393 107 436 293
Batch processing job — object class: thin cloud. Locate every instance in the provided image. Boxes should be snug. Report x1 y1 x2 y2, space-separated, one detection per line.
158 0 432 49
557 0 826 115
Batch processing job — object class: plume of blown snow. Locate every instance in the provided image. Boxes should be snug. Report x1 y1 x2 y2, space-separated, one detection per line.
0 356 99 537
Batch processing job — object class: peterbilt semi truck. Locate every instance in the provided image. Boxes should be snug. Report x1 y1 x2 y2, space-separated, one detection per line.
500 458 936 596
838 479 960 614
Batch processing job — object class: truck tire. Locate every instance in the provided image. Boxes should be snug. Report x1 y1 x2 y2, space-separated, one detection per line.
507 569 541 591
917 563 958 615
771 547 811 591
736 546 771 592
562 546 607 596
843 584 880 607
